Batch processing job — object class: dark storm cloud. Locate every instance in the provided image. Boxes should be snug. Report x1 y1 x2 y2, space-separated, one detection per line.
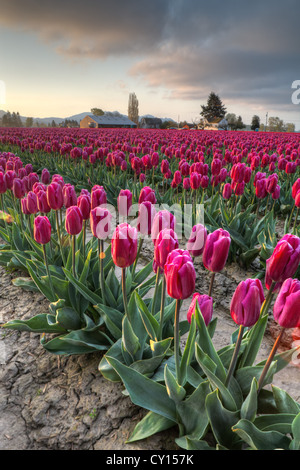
1 0 299 110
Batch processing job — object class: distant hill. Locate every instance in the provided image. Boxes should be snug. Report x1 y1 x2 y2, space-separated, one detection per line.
0 110 177 127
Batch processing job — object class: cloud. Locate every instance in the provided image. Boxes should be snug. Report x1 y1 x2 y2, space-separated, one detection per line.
1 0 299 114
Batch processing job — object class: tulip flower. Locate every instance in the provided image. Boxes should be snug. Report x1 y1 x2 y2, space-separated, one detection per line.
63 184 77 209
65 206 83 277
91 187 107 209
151 210 176 244
265 234 300 292
222 183 232 200
34 215 52 245
138 186 156 205
47 182 63 211
34 215 55 300
273 278 300 329
258 278 300 393
37 190 51 214
41 168 50 185
112 223 138 316
0 172 7 194
186 223 207 257
26 191 38 214
111 223 138 269
225 278 265 386
117 189 132 217
187 293 213 326
12 178 25 199
137 201 156 236
65 205 83 236
77 193 91 258
154 228 179 271
164 249 196 384
90 206 113 304
202 228 231 297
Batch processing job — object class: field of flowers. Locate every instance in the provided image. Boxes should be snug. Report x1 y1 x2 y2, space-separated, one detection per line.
0 126 300 450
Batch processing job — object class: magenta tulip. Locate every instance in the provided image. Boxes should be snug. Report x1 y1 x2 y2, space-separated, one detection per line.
63 184 77 208
187 293 213 325
273 278 300 328
151 210 176 244
265 234 300 291
47 182 63 210
26 191 38 214
37 190 51 214
77 194 91 220
34 216 51 245
117 189 133 217
137 201 156 236
91 187 107 209
186 224 207 257
90 206 112 239
164 249 196 300
65 206 83 236
154 228 179 271
111 223 138 268
230 279 265 327
202 228 231 273
138 186 156 205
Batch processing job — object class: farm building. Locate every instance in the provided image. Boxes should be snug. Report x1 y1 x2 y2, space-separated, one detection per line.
80 113 137 129
202 117 229 130
139 117 162 129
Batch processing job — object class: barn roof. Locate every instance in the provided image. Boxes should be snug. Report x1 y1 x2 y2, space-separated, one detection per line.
86 113 137 126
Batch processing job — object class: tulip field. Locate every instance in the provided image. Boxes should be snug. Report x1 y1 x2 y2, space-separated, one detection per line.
0 126 300 450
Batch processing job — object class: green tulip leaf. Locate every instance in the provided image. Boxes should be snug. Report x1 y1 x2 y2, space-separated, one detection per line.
164 365 186 403
127 411 175 443
232 419 291 450
2 313 67 334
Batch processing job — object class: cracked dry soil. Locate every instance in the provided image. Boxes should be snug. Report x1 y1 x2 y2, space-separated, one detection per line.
0 245 299 450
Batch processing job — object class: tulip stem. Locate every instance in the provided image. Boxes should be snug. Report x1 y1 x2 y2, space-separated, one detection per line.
121 267 129 318
174 299 182 385
257 327 284 394
72 235 76 278
98 239 106 305
260 281 276 318
132 237 143 279
158 274 166 340
83 219 86 260
55 210 66 266
151 267 161 316
287 205 295 230
42 244 55 300
208 272 215 298
293 208 299 234
225 325 245 387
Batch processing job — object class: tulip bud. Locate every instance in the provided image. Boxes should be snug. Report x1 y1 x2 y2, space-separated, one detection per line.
111 223 138 268
34 216 51 245
273 278 300 328
265 234 300 291
187 293 213 326
164 249 196 300
186 223 207 257
230 279 265 327
202 228 231 273
65 206 83 236
154 228 179 271
21 197 30 215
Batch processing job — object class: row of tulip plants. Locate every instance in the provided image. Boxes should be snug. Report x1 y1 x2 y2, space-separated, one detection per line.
0 145 299 450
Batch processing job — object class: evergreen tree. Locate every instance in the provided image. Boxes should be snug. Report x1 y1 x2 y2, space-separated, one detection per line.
251 115 260 131
236 115 246 130
200 92 227 120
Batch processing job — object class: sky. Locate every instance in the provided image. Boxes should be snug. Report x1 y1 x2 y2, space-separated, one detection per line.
0 0 300 128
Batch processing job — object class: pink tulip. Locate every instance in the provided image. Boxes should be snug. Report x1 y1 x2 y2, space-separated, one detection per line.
202 228 231 273
164 249 196 300
65 206 83 236
111 223 138 268
230 279 265 327
273 278 300 328
186 224 207 257
154 228 179 271
34 216 51 245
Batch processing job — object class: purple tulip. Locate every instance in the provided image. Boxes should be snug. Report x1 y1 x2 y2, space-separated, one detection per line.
187 293 213 325
273 278 300 328
230 279 265 327
164 249 196 300
202 228 231 273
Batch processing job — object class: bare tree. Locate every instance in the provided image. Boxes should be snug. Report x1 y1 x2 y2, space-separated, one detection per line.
128 92 139 126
